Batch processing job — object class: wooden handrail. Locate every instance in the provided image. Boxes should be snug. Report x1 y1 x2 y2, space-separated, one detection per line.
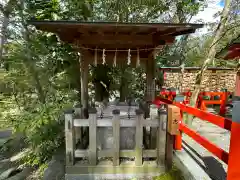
153 96 240 180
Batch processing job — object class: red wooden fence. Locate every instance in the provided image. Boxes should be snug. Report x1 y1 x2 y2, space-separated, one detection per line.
153 96 240 180
158 90 232 116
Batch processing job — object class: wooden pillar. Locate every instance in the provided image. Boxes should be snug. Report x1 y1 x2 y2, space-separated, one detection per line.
74 104 83 146
145 54 156 102
89 108 97 165
157 109 167 165
135 109 144 166
112 109 120 166
80 52 89 109
65 110 75 165
146 53 156 149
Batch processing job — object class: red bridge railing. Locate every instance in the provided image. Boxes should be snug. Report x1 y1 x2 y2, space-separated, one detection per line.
153 96 240 180
158 90 232 116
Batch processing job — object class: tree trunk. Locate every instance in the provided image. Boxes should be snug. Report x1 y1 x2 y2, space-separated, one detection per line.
188 0 232 124
0 14 9 69
20 0 46 104
0 0 15 70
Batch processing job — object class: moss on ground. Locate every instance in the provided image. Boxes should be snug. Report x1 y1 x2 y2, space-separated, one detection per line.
153 167 184 180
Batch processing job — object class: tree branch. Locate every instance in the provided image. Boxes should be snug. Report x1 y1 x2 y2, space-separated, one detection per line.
209 22 240 49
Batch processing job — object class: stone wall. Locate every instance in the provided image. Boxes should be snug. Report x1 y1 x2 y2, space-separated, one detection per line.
164 70 236 92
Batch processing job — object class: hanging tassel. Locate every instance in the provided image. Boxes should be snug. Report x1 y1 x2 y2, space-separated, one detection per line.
102 49 106 65
113 49 117 67
127 49 131 65
94 48 98 66
136 48 140 67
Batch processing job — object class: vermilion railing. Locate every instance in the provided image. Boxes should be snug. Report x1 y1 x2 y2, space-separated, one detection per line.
158 90 232 116
153 96 240 180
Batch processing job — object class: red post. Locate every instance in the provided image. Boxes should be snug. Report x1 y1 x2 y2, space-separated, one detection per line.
200 101 206 111
219 91 227 116
179 123 229 164
174 110 182 150
174 133 182 150
227 121 240 179
227 101 240 180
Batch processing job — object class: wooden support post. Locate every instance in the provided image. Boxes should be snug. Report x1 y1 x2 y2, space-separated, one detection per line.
227 100 240 180
165 104 181 170
80 52 89 109
145 55 156 102
74 104 82 145
157 109 167 165
112 109 120 166
89 108 97 165
135 109 144 166
219 90 228 116
150 104 158 149
146 53 156 149
165 133 173 171
65 109 75 165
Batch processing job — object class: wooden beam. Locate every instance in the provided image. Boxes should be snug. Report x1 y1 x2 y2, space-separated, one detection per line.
77 50 149 67
151 28 177 36
74 118 161 127
65 112 75 165
89 109 97 165
152 36 175 46
135 109 144 166
66 162 165 175
80 44 154 50
165 133 173 170
145 53 156 102
157 109 167 165
80 51 89 109
78 34 153 45
75 149 161 158
171 28 196 36
112 109 120 166
60 33 175 47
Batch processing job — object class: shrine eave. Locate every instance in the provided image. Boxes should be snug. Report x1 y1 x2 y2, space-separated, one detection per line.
28 20 204 50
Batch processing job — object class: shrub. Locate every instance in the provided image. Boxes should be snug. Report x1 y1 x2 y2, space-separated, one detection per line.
6 101 71 166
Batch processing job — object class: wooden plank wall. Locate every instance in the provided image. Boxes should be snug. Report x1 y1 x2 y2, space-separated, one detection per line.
64 107 168 167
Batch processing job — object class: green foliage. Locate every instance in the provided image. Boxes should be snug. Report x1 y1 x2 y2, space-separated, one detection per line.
184 21 240 67
153 167 184 180
92 0 170 22
27 0 61 20
0 0 80 167
1 0 238 176
6 100 71 166
61 0 94 20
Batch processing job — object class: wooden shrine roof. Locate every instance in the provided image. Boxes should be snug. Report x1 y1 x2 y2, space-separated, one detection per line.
28 20 204 50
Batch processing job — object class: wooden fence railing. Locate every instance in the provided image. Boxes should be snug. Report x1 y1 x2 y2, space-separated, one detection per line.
159 90 232 116
153 96 240 180
64 107 168 168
